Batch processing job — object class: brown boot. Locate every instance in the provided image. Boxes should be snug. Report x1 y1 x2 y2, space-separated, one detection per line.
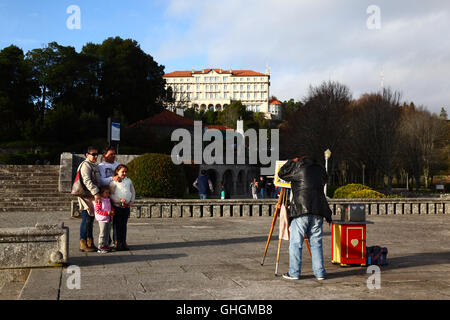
80 239 96 252
87 237 98 251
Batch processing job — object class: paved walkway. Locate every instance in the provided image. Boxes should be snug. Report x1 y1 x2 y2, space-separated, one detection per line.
1 211 450 300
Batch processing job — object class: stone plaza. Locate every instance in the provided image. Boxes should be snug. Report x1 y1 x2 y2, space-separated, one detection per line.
1 210 449 300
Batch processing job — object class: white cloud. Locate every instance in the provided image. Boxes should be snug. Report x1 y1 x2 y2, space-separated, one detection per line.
157 0 450 114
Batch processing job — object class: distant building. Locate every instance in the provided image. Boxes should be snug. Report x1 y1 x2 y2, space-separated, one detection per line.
268 98 282 119
163 68 279 119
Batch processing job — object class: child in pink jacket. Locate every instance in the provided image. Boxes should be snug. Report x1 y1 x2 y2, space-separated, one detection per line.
94 186 115 253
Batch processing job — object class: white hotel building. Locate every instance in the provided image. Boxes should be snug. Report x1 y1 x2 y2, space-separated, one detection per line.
163 68 280 119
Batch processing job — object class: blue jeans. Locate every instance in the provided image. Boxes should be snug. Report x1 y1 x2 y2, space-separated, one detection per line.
80 210 94 240
199 194 208 200
260 188 265 199
113 206 130 243
288 215 326 279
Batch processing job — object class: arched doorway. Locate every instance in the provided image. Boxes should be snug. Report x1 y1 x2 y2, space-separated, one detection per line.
222 170 234 198
206 169 218 196
215 104 222 111
208 104 214 111
237 170 245 195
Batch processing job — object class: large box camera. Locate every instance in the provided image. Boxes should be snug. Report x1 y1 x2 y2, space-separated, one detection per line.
340 204 366 222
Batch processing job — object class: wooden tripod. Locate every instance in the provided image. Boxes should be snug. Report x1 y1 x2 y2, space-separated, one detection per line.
260 187 312 275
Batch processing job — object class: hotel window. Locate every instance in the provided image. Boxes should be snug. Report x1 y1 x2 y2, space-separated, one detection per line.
180 86 184 91
223 76 228 82
233 93 237 99
240 93 243 99
261 84 264 90
196 77 200 82
215 93 218 99
205 77 209 82
247 78 250 81
260 92 264 99
240 85 243 90
196 93 200 99
187 85 190 91
196 85 200 90
247 93 250 99
224 85 227 90
216 77 219 82
240 78 243 81
254 84 257 90
233 84 237 90
187 93 191 100
215 85 218 91
224 93 228 98
247 85 250 90
253 92 257 99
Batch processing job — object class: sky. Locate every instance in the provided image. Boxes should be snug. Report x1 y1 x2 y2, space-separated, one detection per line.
0 0 449 115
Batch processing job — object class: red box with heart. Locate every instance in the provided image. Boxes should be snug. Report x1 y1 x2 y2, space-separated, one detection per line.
331 221 367 266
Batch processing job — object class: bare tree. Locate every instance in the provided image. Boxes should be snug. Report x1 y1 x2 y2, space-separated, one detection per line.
397 105 448 189
280 81 352 183
348 88 402 191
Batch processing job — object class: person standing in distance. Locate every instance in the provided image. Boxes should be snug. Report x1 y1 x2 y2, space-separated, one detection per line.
278 156 332 281
193 170 214 199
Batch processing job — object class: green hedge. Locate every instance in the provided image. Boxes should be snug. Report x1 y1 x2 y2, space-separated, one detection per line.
347 189 386 199
126 153 186 198
333 183 371 198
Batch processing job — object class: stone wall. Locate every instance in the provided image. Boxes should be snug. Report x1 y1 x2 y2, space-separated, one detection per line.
71 198 450 218
0 223 69 269
58 152 139 193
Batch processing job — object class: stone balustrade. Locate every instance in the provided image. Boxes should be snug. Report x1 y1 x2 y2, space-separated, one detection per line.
71 197 450 218
0 223 69 269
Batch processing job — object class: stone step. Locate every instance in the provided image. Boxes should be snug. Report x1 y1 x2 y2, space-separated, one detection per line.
0 207 69 212
0 191 73 197
0 201 71 208
0 179 58 188
0 165 59 171
0 195 75 200
0 187 59 192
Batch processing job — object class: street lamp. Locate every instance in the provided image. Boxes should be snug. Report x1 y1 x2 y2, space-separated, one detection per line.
362 163 366 185
324 149 331 196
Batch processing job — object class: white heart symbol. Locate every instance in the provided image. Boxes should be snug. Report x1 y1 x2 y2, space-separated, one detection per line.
351 239 359 247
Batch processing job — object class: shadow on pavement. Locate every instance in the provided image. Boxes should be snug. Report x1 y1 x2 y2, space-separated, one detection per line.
68 253 188 267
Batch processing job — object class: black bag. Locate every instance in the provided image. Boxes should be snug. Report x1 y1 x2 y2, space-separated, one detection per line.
366 246 388 266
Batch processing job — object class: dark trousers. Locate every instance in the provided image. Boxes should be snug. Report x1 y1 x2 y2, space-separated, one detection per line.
80 210 94 240
113 206 130 243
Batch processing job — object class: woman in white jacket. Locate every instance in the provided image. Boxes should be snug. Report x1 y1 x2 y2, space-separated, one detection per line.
109 164 135 251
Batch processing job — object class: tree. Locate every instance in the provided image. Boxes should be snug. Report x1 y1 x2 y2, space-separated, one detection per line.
281 98 303 120
0 45 39 141
440 107 448 120
397 105 447 189
349 89 402 191
216 101 249 129
280 81 352 168
83 37 166 124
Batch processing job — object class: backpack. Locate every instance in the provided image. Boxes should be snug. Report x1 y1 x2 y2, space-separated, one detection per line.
366 246 388 266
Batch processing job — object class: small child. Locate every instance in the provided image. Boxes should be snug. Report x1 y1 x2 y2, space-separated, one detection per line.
94 186 115 253
109 164 135 251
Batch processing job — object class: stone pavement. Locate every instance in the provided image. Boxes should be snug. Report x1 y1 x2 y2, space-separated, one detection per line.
1 211 449 300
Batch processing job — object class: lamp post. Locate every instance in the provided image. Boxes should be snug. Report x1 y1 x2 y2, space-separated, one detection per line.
324 149 331 196
362 163 366 185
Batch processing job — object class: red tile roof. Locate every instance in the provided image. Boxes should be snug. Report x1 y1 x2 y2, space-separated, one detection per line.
164 68 266 77
269 98 282 105
205 124 234 131
128 110 195 128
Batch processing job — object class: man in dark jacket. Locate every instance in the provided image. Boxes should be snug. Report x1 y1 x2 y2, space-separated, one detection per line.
278 156 332 280
193 170 214 199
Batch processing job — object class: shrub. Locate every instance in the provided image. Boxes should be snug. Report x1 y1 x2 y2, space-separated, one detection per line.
126 153 186 198
333 183 371 198
347 189 386 199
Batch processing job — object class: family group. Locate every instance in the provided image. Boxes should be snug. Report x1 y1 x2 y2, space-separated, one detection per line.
76 145 135 253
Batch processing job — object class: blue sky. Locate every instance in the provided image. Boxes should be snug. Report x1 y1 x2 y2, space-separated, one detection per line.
1 0 449 115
